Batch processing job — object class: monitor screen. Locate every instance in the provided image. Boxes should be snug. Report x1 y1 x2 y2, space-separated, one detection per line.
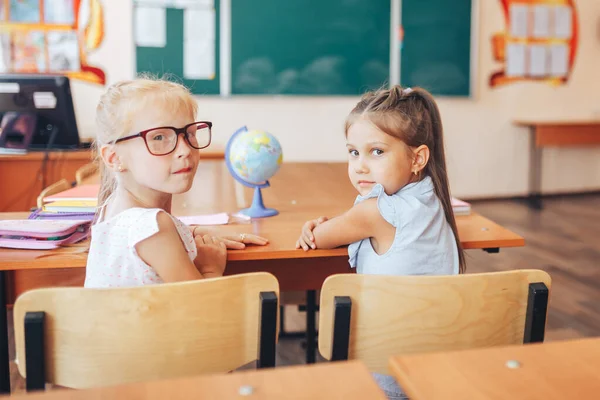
0 75 80 150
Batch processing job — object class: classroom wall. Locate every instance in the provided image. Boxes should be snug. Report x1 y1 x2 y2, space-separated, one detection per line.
73 0 600 199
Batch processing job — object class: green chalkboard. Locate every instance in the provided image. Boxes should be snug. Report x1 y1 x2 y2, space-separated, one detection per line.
230 0 390 95
401 0 472 96
136 4 220 95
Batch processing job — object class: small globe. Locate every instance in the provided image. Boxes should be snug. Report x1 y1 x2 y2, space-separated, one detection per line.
225 126 283 218
226 128 283 185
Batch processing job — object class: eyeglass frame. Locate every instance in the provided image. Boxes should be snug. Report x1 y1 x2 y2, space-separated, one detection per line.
112 121 213 156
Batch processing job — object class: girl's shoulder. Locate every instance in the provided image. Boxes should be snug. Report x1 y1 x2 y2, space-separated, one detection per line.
353 177 438 229
95 207 162 227
93 207 190 248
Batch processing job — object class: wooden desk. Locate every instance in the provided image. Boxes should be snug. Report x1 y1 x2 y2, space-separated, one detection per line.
0 149 225 213
0 161 525 390
0 151 92 212
515 120 600 209
389 337 600 400
0 161 525 294
6 360 386 399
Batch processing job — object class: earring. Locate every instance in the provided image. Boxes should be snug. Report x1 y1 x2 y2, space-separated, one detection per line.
117 164 125 172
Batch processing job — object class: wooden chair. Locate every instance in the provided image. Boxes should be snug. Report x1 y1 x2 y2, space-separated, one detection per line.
36 179 72 209
318 270 551 374
75 162 98 185
14 272 279 391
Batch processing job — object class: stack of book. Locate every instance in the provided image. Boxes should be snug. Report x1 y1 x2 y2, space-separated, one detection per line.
31 184 99 221
0 219 91 249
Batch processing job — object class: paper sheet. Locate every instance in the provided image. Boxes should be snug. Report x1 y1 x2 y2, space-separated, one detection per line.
549 44 569 77
183 8 216 79
133 0 170 5
532 5 550 38
172 0 214 7
509 4 529 38
134 6 166 47
506 44 526 77
178 213 230 226
0 35 9 74
553 5 573 39
47 31 80 72
528 45 548 77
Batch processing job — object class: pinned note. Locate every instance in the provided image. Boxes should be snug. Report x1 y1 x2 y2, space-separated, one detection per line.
553 5 573 39
532 5 551 38
528 45 548 77
506 44 526 77
549 44 569 77
509 4 529 38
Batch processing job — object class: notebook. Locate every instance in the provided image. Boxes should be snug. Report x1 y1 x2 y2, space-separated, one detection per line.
0 220 90 249
451 197 471 216
29 208 95 221
42 200 97 213
44 184 100 203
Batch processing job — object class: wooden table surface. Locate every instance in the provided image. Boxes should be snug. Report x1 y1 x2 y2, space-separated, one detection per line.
0 161 524 271
5 360 386 399
515 120 600 147
389 337 600 400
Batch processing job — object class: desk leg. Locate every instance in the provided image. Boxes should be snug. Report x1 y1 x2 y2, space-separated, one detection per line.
305 290 317 364
484 248 500 254
528 128 543 210
0 271 10 394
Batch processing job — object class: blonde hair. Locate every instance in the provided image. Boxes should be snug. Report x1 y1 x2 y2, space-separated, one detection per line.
346 85 466 273
94 75 198 217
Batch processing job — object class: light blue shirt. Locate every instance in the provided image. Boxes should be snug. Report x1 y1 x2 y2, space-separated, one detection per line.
348 176 459 276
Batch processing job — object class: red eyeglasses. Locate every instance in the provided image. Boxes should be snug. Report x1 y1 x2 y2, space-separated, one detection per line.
113 121 212 156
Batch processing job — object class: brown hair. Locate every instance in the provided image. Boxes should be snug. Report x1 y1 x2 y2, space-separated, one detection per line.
93 74 197 222
345 85 466 273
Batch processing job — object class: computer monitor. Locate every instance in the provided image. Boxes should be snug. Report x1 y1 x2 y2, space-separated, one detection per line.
0 74 80 150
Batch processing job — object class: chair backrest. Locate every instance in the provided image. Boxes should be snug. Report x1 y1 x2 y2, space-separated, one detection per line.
75 162 98 185
14 272 279 389
36 179 72 209
318 270 551 374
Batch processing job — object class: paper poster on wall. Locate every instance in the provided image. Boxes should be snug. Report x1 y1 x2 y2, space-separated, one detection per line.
549 44 569 77
509 4 528 37
173 0 214 7
532 5 551 38
506 44 526 77
528 45 548 77
489 0 578 88
133 0 217 82
0 0 106 85
554 5 573 38
183 8 215 79
134 6 167 47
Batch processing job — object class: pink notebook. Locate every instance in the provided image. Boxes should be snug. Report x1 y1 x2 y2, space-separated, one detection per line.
0 220 90 250
45 184 100 203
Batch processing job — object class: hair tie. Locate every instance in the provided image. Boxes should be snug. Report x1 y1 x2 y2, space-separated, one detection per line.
403 87 413 94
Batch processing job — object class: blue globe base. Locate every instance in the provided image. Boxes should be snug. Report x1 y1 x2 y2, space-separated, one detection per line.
239 187 279 218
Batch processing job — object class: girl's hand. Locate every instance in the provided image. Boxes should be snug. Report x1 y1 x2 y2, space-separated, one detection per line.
191 227 268 250
296 216 328 251
218 233 269 250
194 235 227 278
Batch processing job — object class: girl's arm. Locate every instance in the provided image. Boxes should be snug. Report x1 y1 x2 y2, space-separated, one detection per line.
137 212 213 282
301 198 390 250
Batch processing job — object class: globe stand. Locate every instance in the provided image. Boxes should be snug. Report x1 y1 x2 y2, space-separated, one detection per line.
239 186 279 218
